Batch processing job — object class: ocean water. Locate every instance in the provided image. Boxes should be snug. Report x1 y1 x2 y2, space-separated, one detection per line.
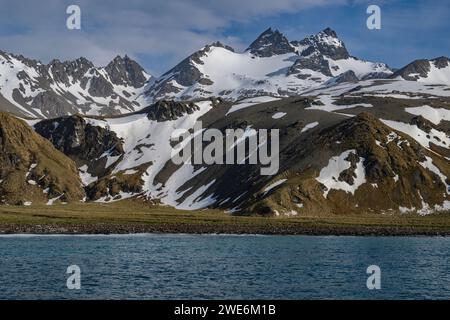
0 234 449 300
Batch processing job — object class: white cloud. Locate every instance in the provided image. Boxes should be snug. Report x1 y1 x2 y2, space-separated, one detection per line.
0 0 353 74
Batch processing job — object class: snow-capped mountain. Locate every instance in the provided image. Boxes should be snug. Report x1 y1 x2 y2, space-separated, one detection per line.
0 52 151 118
144 27 392 102
2 27 450 120
391 56 450 85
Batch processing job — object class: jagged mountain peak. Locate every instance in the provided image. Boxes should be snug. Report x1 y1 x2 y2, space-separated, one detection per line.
1 51 43 69
47 56 95 86
257 27 282 37
246 27 295 57
297 27 349 60
318 27 338 38
105 54 150 88
0 48 152 119
110 54 131 62
48 56 94 68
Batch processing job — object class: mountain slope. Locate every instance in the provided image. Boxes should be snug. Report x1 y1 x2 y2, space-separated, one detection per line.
30 79 450 215
1 26 450 215
0 112 85 205
392 56 450 84
0 52 151 118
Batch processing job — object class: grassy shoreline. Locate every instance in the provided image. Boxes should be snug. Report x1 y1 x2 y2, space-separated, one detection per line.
1 202 450 236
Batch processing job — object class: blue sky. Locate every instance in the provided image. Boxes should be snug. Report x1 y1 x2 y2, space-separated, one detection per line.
0 0 448 75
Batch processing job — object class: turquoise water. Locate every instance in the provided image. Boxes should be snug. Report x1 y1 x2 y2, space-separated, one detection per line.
0 234 449 300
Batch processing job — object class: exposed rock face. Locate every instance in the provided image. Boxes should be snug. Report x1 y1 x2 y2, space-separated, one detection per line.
105 55 148 88
288 53 332 77
410 116 433 133
48 57 94 85
33 113 156 201
296 28 350 60
33 114 136 200
246 28 296 57
34 115 124 163
0 112 85 205
327 70 359 84
361 72 392 80
2 26 450 215
31 91 80 115
140 100 200 121
168 43 223 87
88 74 115 97
392 59 431 80
434 56 450 69
84 162 149 201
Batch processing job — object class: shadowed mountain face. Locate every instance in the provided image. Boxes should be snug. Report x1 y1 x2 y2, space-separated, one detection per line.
105 55 149 88
34 115 124 166
246 28 296 57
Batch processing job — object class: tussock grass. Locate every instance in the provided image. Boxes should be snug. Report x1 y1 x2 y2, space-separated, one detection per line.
1 201 450 235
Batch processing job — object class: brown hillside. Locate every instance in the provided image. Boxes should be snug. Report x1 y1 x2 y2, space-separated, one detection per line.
0 112 85 205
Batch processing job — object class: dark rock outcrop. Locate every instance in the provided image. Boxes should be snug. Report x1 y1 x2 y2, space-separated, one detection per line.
105 55 148 88
34 115 124 163
295 28 350 60
246 28 296 57
391 59 431 81
327 70 359 84
288 53 332 77
140 100 200 121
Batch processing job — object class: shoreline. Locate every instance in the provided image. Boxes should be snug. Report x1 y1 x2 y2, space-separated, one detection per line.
2 203 450 237
1 222 450 236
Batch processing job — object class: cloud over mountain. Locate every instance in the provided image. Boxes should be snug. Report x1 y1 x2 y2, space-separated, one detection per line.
0 0 361 73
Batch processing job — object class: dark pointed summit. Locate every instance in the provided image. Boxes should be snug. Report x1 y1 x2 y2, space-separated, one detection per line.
105 55 149 88
246 28 295 57
295 27 350 60
46 57 94 85
320 27 338 38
